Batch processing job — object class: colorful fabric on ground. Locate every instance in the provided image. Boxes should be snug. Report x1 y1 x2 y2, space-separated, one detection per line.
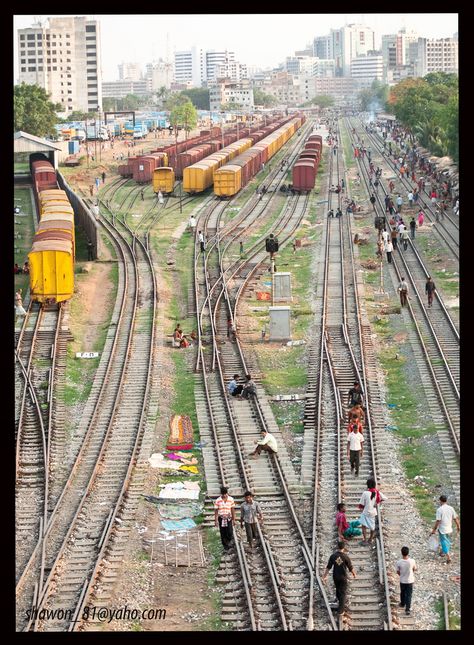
148 453 182 470
167 414 194 450
158 481 200 500
179 465 199 474
161 518 197 531
157 502 203 519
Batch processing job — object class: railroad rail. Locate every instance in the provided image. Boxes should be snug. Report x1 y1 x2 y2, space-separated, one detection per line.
345 120 460 503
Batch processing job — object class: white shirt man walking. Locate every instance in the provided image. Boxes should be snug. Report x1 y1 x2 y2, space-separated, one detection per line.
431 495 460 563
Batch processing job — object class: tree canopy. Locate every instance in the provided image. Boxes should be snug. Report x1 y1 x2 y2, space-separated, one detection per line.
387 73 458 161
180 88 210 110
169 99 198 136
14 83 59 137
253 88 278 108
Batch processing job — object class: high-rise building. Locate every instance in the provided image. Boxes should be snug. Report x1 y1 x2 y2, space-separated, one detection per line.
313 35 334 60
17 16 102 113
209 79 254 112
145 60 173 91
118 62 142 81
416 37 458 76
351 54 384 89
332 24 376 76
206 50 235 83
173 46 205 87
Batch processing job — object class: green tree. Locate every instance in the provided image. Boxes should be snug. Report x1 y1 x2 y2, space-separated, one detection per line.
253 87 278 107
169 100 198 150
181 87 210 110
310 95 335 109
14 82 59 137
121 94 140 110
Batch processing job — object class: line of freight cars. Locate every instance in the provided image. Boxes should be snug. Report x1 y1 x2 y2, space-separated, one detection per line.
28 154 75 304
181 117 297 195
213 116 306 197
291 133 323 193
118 118 284 190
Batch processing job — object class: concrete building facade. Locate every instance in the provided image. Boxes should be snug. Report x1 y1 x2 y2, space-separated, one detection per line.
17 16 102 113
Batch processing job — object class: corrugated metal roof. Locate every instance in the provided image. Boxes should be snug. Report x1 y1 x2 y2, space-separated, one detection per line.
14 131 62 152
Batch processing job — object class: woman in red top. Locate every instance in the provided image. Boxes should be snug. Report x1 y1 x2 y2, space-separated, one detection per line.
336 503 361 539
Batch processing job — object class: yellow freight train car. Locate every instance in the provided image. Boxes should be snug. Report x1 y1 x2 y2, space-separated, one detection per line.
153 167 175 194
213 165 242 197
28 239 75 304
182 137 253 193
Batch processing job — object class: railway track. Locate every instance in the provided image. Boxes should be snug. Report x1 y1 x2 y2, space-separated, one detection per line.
193 121 343 631
351 117 459 261
15 189 158 630
345 120 460 504
15 303 63 581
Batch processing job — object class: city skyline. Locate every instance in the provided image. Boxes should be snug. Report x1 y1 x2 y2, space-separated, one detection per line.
14 13 458 82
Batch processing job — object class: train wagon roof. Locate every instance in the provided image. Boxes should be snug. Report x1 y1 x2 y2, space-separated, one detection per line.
215 164 241 173
34 230 73 244
41 211 74 223
30 239 73 253
38 219 74 231
154 166 174 173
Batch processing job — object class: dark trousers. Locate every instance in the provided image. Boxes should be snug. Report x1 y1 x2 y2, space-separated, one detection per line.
334 577 348 613
400 583 413 610
244 522 257 544
350 450 360 474
231 385 243 396
255 443 275 455
403 239 408 251
392 237 398 250
218 516 233 549
427 292 434 307
400 291 408 306
200 242 205 252
386 251 392 263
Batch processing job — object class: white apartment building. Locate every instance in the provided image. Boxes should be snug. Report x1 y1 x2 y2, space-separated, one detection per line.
332 24 376 76
209 80 254 112
206 50 235 83
118 62 142 81
145 60 173 91
173 46 205 87
416 37 458 77
285 56 317 76
351 54 384 89
215 60 248 83
102 79 149 99
300 76 357 106
17 16 102 113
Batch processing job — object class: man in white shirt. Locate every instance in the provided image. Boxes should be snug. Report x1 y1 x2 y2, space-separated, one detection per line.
189 215 197 231
396 546 417 615
250 429 278 458
198 230 205 252
431 495 460 563
347 424 364 476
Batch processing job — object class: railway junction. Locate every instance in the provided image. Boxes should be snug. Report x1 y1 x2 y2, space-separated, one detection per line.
14 112 460 631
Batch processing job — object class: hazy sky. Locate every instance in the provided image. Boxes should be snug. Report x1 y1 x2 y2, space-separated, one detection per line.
14 13 458 82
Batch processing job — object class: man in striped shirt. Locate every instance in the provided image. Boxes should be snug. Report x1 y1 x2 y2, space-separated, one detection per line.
214 486 236 550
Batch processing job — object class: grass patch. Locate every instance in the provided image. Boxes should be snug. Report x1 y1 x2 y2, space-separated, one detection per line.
260 345 307 394
378 335 442 522
170 351 199 438
60 346 98 405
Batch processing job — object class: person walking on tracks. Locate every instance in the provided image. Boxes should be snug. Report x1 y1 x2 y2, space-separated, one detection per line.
398 277 409 307
385 239 393 264
396 546 417 615
425 276 436 308
198 230 205 252
409 217 417 240
214 486 236 551
430 495 460 564
358 477 387 545
240 491 263 548
249 429 278 459
322 540 357 616
347 422 364 476
400 228 409 251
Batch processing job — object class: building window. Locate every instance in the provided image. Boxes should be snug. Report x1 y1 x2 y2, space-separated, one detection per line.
27 34 35 40
28 67 35 71
21 59 25 64
20 34 25 40
21 67 26 72
86 25 96 32
53 67 57 71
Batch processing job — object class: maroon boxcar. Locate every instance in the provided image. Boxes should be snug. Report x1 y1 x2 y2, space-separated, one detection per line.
292 161 316 192
134 156 158 183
